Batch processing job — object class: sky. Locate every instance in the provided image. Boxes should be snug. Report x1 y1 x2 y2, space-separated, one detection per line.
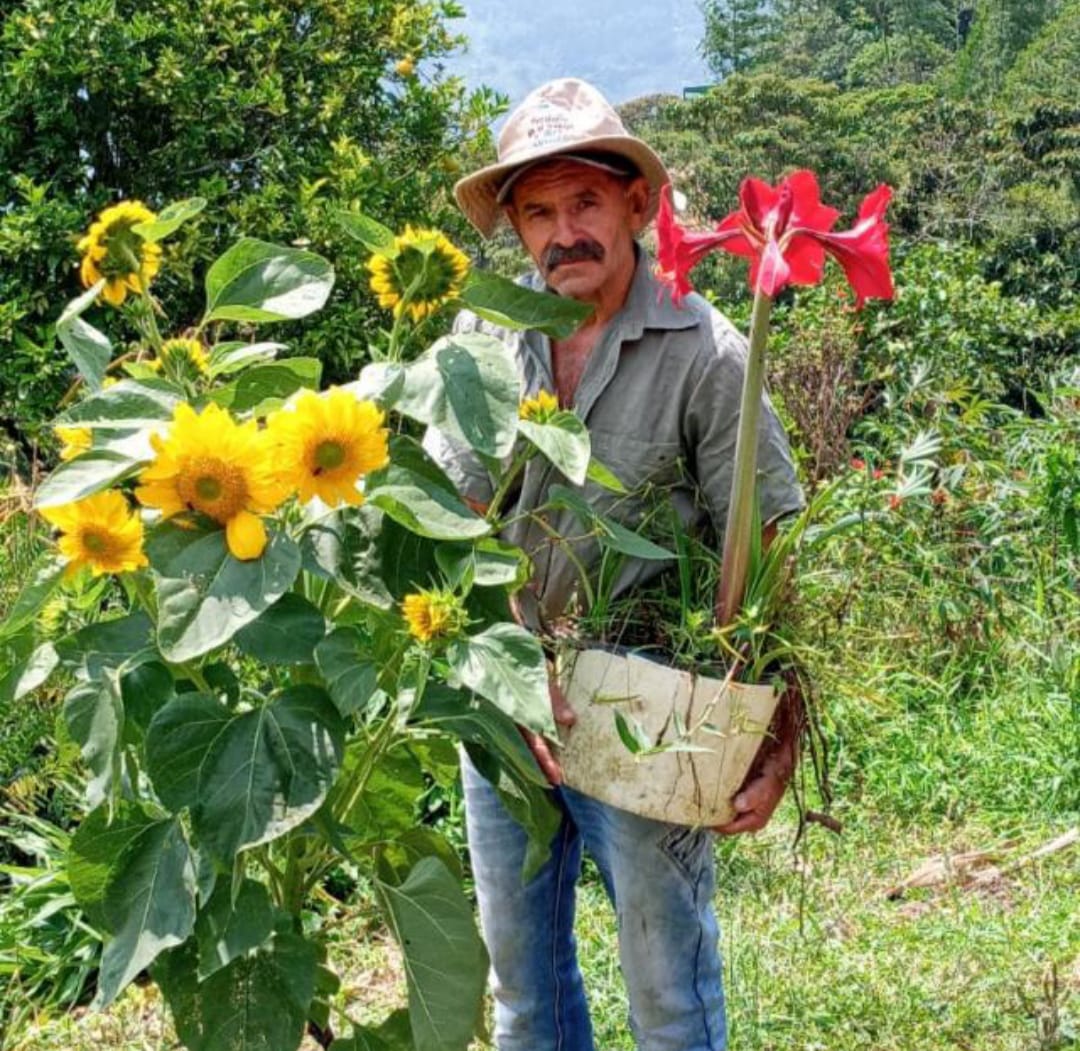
443 0 713 108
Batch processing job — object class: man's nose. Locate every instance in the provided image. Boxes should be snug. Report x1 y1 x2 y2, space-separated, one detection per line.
551 209 579 248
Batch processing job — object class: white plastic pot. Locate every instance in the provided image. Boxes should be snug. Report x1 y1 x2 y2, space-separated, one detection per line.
555 648 779 827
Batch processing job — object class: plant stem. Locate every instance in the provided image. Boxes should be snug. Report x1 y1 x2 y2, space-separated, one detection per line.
717 287 774 628
486 449 531 523
333 711 400 829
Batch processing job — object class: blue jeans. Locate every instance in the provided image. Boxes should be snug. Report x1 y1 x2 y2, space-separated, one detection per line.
462 752 727 1051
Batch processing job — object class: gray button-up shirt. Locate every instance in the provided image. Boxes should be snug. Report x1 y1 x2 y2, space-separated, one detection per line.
424 248 804 629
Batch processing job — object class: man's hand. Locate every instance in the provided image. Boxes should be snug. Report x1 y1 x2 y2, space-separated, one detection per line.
521 672 577 786
713 675 803 836
712 757 792 835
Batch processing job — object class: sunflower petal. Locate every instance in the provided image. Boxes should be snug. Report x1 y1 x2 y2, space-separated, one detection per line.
226 511 267 561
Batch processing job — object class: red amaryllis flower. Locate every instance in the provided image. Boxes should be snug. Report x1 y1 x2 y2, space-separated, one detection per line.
654 185 741 305
656 170 894 307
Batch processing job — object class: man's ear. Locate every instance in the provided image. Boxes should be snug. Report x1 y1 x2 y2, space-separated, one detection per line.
625 176 651 234
503 204 521 237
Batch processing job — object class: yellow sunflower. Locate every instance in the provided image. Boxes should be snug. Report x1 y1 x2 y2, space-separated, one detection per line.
77 201 162 308
135 402 287 561
266 388 389 508
40 490 148 578
54 425 92 462
402 589 467 643
518 389 559 423
150 338 210 380
367 226 470 323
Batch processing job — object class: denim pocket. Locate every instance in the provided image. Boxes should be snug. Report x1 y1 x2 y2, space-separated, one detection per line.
658 824 711 884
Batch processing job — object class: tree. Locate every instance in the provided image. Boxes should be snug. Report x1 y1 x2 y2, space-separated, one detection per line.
700 0 777 77
0 0 504 448
951 0 1065 97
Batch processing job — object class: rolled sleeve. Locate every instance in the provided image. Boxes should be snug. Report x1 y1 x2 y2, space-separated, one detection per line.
684 312 804 535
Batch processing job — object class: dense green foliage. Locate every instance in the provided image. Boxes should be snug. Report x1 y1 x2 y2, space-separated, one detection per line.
3 0 1079 1046
0 0 503 449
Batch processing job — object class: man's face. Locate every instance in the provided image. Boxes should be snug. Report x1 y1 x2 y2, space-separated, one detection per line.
505 160 649 302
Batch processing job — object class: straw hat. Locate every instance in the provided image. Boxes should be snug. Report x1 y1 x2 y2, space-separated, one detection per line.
454 78 671 239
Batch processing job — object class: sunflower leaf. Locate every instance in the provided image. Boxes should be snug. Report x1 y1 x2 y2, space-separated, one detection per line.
132 198 207 243
204 239 335 324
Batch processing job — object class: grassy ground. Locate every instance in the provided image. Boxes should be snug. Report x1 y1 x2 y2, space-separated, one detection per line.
15 800 1078 1051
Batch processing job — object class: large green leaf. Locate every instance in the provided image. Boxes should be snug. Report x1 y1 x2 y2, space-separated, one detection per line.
68 802 156 930
57 612 152 804
410 685 549 790
459 270 592 340
398 334 520 459
301 506 396 609
379 827 462 887
94 814 196 1007
340 362 406 411
547 484 675 560
330 1010 413 1051
9 641 59 701
378 515 441 600
446 624 554 735
462 741 561 882
336 211 397 254
409 685 558 879
0 554 65 639
60 378 181 429
234 593 326 665
56 282 111 391
34 449 146 509
314 627 380 717
205 238 334 323
195 879 277 979
518 412 591 486
63 672 124 807
375 857 487 1051
132 197 206 242
120 660 175 738
333 745 425 844
366 437 489 541
146 686 345 863
208 357 322 415
207 340 286 378
150 524 302 662
55 611 155 671
435 538 530 590
155 931 318 1051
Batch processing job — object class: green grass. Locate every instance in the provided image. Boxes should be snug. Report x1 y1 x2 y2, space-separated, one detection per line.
13 804 1078 1051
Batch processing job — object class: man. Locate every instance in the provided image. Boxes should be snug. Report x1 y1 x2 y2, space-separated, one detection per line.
426 78 804 1051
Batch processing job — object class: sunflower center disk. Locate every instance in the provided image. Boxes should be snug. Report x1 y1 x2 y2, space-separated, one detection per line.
196 476 222 501
177 457 250 522
314 440 347 472
82 530 109 554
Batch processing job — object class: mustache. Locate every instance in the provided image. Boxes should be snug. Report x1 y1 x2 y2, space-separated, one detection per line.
544 239 605 272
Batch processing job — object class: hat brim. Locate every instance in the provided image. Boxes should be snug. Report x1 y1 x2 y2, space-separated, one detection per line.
454 135 671 239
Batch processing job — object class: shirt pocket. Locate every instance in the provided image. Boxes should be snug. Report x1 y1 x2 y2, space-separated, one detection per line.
586 430 684 529
588 430 683 492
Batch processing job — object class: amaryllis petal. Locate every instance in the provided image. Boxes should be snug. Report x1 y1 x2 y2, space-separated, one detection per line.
738 177 780 231
802 184 894 306
713 210 758 259
654 184 745 305
782 233 828 287
783 170 840 234
754 239 792 297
